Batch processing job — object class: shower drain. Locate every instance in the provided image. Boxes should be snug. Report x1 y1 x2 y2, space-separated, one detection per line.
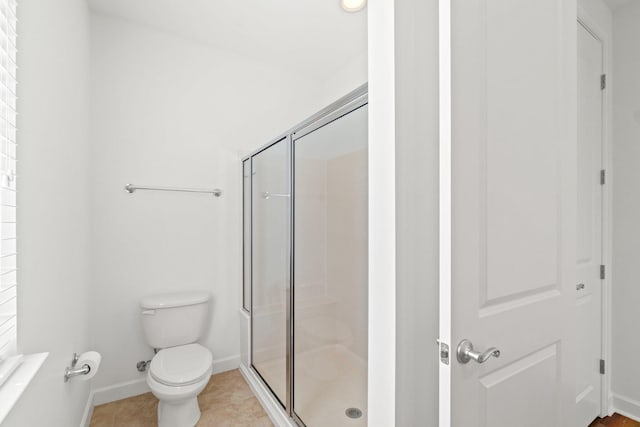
345 408 363 419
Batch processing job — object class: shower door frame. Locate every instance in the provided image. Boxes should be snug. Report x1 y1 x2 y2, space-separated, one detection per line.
243 84 369 427
248 133 292 412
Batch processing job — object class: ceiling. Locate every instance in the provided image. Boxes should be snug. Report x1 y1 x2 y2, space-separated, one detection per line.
87 0 368 81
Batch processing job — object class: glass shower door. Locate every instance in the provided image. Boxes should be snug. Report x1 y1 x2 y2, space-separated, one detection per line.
293 104 368 426
251 137 290 407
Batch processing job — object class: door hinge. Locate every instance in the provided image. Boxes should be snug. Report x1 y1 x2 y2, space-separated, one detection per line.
600 359 605 375
601 74 607 90
600 169 606 185
600 265 606 280
437 339 450 365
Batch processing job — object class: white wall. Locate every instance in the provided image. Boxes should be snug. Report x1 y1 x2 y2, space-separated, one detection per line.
611 2 640 418
394 0 440 425
88 12 365 394
321 52 368 103
580 0 613 25
3 0 92 425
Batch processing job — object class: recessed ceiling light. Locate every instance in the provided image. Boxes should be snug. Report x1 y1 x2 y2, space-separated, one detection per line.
341 0 367 13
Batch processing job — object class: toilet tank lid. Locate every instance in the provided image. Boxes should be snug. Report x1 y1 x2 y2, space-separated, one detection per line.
140 291 210 309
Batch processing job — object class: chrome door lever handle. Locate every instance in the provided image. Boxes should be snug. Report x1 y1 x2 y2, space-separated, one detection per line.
456 339 501 364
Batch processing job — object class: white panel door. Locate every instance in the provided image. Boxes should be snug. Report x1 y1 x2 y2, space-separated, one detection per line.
576 21 603 427
442 0 577 426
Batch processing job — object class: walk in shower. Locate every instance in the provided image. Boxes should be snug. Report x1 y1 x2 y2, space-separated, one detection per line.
242 86 368 427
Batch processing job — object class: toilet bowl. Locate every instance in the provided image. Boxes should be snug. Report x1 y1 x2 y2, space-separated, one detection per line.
147 343 213 427
140 291 212 427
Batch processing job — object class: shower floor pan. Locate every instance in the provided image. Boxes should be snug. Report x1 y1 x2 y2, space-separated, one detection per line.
256 344 367 427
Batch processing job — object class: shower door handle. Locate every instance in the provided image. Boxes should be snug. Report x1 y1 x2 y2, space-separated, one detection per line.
456 339 500 364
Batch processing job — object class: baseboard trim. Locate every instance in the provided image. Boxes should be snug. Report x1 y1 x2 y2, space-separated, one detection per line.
92 378 150 406
211 354 241 375
239 364 296 427
613 393 640 422
607 394 615 417
79 391 94 427
90 354 240 408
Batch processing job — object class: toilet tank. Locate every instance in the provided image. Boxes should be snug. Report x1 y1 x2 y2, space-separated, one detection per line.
140 291 210 349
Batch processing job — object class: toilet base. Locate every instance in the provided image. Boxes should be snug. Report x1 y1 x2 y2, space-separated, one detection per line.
158 396 201 427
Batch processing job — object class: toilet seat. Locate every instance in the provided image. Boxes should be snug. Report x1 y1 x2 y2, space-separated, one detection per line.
150 343 212 387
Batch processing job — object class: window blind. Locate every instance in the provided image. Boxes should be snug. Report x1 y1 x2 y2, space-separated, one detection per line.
0 0 17 360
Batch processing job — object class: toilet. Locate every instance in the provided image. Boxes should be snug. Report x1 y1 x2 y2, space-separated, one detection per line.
140 291 213 427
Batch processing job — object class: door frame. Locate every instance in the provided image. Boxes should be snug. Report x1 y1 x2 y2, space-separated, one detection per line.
577 6 613 417
437 0 452 425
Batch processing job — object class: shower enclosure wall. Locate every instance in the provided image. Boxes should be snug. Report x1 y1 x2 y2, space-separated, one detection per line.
242 86 368 427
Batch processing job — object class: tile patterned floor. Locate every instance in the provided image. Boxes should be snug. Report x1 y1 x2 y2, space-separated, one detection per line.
590 413 640 427
90 370 273 427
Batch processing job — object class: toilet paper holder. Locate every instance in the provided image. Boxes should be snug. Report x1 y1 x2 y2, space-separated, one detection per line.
64 353 91 383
